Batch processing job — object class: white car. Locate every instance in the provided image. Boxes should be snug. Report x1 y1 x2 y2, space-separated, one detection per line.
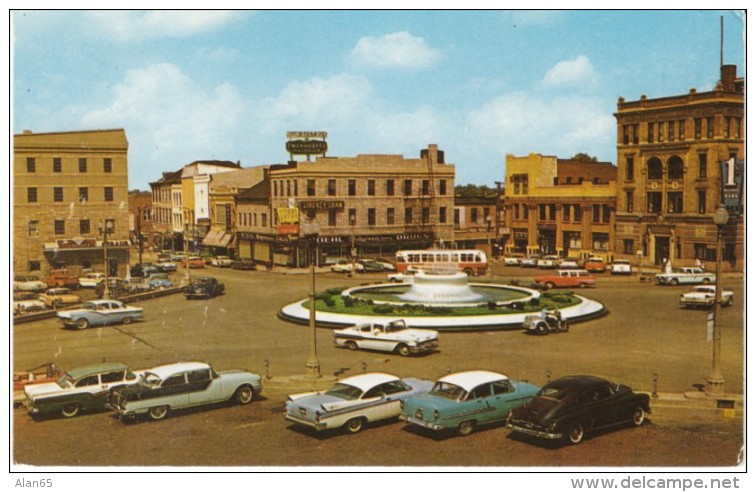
387 267 421 283
210 256 234 267
13 275 48 292
284 372 434 433
13 291 47 316
502 254 524 266
78 272 106 288
558 257 580 269
521 256 540 268
331 260 364 273
537 255 559 269
611 259 633 275
655 267 715 286
333 319 439 356
374 260 397 272
679 285 734 309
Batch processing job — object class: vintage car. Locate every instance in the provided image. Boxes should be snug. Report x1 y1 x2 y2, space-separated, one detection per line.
13 291 47 315
148 273 174 289
130 263 161 278
57 299 144 329
584 257 607 273
523 310 569 335
374 259 397 272
156 258 178 272
95 277 129 299
125 277 153 294
232 259 257 270
44 269 80 289
537 255 560 269
209 255 234 267
558 257 581 269
334 319 439 356
387 267 421 283
357 259 385 272
534 269 596 290
399 370 539 436
679 285 734 309
331 259 364 274
521 255 540 268
13 275 48 292
285 372 434 433
507 375 651 445
13 362 65 404
39 288 81 309
108 361 262 421
610 259 633 275
78 272 106 288
655 267 715 286
184 277 225 299
182 257 206 269
24 362 140 418
502 253 524 266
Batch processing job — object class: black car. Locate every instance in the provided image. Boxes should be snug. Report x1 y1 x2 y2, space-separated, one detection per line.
231 260 256 271
184 277 225 299
507 375 650 445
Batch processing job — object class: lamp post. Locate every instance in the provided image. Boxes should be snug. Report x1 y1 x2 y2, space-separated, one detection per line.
301 217 321 379
99 219 114 299
706 204 729 395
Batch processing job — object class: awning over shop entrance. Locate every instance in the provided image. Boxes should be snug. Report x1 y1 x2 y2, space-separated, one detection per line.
202 229 234 248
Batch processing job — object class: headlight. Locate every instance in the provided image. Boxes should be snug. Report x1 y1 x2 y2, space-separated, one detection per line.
433 409 440 420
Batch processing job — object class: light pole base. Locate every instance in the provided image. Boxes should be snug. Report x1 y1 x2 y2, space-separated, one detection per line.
705 377 725 396
305 362 321 380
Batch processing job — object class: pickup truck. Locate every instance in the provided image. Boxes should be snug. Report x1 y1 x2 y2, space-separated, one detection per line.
184 277 225 299
655 267 716 286
44 269 80 289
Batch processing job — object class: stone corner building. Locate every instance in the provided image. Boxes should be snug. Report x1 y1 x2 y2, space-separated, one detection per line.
613 65 744 271
13 129 130 277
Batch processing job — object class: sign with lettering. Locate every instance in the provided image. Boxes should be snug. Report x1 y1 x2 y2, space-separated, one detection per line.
286 139 328 155
720 158 744 217
287 131 328 139
277 207 300 224
299 200 344 210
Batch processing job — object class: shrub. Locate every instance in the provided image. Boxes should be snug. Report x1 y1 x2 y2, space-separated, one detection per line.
343 296 357 307
325 287 346 296
373 305 394 314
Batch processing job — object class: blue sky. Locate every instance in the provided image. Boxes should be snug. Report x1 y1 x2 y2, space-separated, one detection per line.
12 10 745 191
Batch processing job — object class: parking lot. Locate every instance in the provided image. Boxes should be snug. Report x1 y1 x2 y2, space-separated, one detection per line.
12 260 745 467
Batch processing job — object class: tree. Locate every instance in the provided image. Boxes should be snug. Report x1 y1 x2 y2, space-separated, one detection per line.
454 183 496 196
571 153 598 162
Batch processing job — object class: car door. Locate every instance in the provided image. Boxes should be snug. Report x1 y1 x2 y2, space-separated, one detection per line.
158 373 191 409
577 383 614 429
361 381 403 421
490 379 528 415
187 368 223 405
467 383 497 423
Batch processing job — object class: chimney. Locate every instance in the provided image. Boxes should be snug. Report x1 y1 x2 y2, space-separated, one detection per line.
720 64 737 92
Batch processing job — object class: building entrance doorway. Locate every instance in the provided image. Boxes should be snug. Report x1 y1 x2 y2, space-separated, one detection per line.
654 236 670 266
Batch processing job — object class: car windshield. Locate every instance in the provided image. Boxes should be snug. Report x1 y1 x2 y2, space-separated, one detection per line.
429 381 467 400
385 320 407 332
324 383 363 400
56 373 74 388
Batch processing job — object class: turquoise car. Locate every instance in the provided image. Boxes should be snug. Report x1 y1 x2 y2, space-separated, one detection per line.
399 370 539 436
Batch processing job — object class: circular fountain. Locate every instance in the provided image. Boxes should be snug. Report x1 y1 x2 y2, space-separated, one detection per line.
399 271 484 303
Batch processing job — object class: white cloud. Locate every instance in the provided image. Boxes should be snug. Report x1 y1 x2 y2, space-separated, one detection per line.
368 106 447 150
196 46 239 63
507 11 566 27
86 11 246 41
542 55 597 87
351 31 441 69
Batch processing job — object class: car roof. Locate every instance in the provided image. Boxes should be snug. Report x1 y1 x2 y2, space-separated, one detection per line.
145 362 211 379
86 299 123 306
338 372 399 391
543 375 610 392
438 370 508 392
67 362 129 379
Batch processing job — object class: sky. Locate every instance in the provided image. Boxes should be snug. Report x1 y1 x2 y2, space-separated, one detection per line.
11 10 746 191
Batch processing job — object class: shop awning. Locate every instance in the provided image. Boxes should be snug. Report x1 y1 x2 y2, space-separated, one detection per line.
202 230 234 248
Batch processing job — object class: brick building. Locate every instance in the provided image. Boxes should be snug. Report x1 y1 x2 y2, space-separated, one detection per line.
613 64 744 270
13 129 131 277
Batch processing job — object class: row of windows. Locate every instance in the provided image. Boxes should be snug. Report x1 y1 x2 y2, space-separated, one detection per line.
510 203 611 223
275 178 449 198
27 218 117 236
25 157 113 173
242 207 450 228
27 187 114 203
624 190 708 215
621 116 742 145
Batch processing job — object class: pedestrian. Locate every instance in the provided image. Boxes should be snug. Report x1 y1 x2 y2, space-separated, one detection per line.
695 257 703 269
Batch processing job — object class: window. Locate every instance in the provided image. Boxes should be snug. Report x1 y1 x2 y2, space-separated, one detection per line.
513 204 520 220
439 179 447 195
647 123 655 143
698 153 707 178
573 205 581 222
553 177 559 185
626 156 634 181
623 125 630 145
327 179 336 196
678 120 686 140
667 157 683 180
491 380 512 395
592 233 609 251
538 205 546 221
592 205 600 223
80 219 90 234
348 179 356 196
403 179 412 196
79 187 89 202
54 220 65 235
706 117 714 138
647 158 663 179
625 191 634 213
694 118 702 139
27 187 37 203
367 208 376 226
647 192 662 213
470 383 492 400
261 213 267 227
523 205 529 219
367 180 375 196
307 179 316 196
549 204 556 221
563 204 571 221
103 158 112 173
76 375 99 388
187 369 211 383
293 180 298 196
657 121 664 142
28 220 39 236
328 209 337 226
386 179 395 196
422 207 430 223
387 208 395 225
668 120 675 141
697 190 707 214
405 207 413 224
162 374 186 387
101 371 126 384
104 187 114 202
439 206 447 223
79 157 87 173
602 204 611 222
422 180 430 195
53 187 63 202
667 192 683 213
348 208 356 226
53 157 62 173
471 208 479 223
623 239 635 255
286 180 291 196
26 157 36 172
724 117 731 138
29 261 41 271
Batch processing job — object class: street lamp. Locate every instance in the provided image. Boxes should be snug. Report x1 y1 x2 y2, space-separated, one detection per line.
99 219 114 299
706 204 729 395
301 217 321 379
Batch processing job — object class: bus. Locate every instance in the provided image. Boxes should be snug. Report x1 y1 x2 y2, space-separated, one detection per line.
395 249 488 276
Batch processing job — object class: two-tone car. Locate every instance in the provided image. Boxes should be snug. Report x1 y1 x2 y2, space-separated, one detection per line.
399 370 539 436
655 267 715 286
507 375 651 445
13 275 48 292
285 372 433 434
610 259 633 275
78 272 106 288
109 361 262 421
24 362 140 418
679 285 734 309
13 291 47 316
57 299 144 329
333 319 439 356
39 288 81 309
209 256 234 267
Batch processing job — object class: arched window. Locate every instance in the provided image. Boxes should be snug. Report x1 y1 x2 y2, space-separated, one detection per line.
647 157 663 180
667 156 684 180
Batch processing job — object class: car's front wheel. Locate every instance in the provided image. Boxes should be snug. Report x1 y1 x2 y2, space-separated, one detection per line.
122 316 133 325
545 282 555 290
535 323 548 335
631 407 646 426
234 385 254 405
76 318 90 330
148 405 169 421
61 402 80 418
345 340 358 350
396 344 411 357
457 420 476 436
345 417 365 434
568 422 585 444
